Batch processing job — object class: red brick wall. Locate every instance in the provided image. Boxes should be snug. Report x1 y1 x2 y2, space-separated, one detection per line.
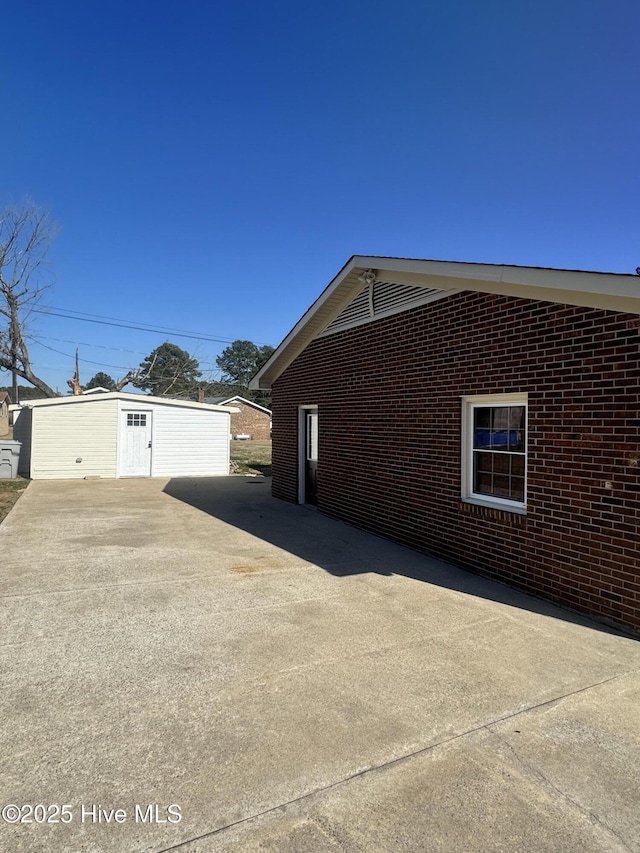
229 402 271 440
271 291 640 633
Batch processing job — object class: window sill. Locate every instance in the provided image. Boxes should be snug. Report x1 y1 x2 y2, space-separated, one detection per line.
460 497 527 518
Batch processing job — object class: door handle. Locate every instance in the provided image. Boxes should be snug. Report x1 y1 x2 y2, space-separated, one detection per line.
147 441 152 448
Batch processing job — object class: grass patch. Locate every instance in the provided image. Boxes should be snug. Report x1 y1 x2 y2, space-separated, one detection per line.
230 440 272 476
0 478 29 523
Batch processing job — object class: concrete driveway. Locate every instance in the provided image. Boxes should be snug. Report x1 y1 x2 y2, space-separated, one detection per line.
1 476 639 853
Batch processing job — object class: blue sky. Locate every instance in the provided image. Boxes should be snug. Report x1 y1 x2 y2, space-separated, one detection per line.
2 0 638 393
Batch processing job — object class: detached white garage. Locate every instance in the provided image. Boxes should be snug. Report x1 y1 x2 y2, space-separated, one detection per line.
14 392 236 480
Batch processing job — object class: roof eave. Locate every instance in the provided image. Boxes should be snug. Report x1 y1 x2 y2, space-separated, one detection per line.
249 256 364 389
221 396 272 414
23 392 239 413
249 256 640 390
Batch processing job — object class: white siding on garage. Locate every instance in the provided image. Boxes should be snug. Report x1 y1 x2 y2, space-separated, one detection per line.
31 398 119 479
145 403 230 477
18 393 232 480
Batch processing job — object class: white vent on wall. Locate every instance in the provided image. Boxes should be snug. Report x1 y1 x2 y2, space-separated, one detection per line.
319 280 454 337
326 285 371 329
373 282 437 313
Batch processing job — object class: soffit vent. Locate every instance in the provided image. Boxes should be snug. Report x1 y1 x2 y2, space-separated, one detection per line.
318 280 454 337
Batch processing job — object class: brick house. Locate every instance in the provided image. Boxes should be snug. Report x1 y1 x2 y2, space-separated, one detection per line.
250 256 640 633
205 396 272 440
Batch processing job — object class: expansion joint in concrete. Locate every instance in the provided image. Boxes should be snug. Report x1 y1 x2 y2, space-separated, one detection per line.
157 668 638 852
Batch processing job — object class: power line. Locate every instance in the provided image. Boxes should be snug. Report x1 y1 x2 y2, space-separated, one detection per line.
32 309 233 344
45 305 233 338
27 335 225 378
28 333 148 356
28 339 132 371
33 305 270 346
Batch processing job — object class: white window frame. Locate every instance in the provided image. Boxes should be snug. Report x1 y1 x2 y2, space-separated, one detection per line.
461 393 528 514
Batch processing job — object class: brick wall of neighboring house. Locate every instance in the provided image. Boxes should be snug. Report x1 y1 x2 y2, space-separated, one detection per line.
271 291 640 633
229 402 272 440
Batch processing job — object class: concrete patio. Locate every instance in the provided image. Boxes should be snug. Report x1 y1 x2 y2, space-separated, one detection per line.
1 476 639 852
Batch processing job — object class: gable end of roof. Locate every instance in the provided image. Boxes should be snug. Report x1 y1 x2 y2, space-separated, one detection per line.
249 256 640 390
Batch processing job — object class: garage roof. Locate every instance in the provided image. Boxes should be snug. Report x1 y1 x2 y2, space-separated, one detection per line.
21 392 238 413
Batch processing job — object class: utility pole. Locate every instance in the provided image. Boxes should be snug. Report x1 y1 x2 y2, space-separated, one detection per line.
9 295 18 405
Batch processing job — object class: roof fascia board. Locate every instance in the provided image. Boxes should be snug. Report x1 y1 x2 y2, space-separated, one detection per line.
359 257 640 306
23 392 237 413
361 270 640 314
279 256 363 341
221 396 272 414
250 256 640 390
250 257 365 389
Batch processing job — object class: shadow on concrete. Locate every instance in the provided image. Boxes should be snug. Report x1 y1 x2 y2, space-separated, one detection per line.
163 475 634 640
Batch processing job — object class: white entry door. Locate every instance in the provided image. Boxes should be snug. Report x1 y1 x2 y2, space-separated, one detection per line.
119 410 153 476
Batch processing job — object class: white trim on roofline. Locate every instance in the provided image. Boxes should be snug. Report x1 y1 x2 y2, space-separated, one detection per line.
219 396 272 415
249 255 640 390
360 257 640 308
21 392 239 413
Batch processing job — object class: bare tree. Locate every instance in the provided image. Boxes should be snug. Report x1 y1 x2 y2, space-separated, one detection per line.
66 355 148 396
0 201 58 398
114 367 147 392
67 356 147 397
67 348 83 395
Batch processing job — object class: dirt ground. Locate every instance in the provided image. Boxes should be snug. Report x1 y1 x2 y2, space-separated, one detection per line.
0 427 27 522
0 479 29 522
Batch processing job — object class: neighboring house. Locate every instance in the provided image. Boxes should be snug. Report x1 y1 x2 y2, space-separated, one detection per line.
250 256 640 633
205 396 272 440
14 392 238 479
8 404 21 428
0 392 10 435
